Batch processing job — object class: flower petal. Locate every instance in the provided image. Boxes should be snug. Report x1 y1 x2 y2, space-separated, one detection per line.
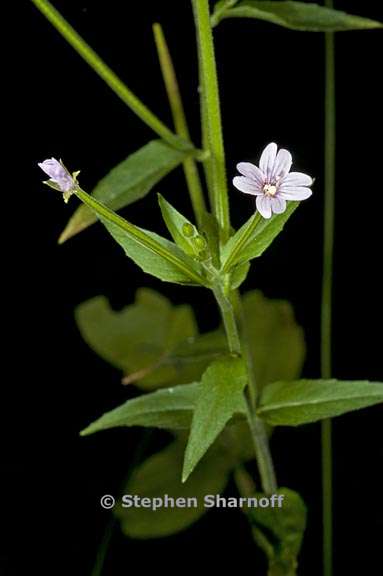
272 149 292 180
259 143 277 180
271 196 287 214
38 157 75 192
256 195 272 219
281 172 313 187
236 162 265 186
278 186 313 200
38 158 63 179
233 176 263 196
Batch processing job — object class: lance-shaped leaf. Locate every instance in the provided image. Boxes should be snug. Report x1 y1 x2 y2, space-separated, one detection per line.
73 187 208 285
182 357 248 482
257 379 383 426
59 140 189 242
247 488 306 575
212 1 382 31
222 202 298 270
116 439 230 538
81 382 201 435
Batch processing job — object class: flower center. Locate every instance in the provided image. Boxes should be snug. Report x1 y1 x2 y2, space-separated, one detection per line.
263 184 277 196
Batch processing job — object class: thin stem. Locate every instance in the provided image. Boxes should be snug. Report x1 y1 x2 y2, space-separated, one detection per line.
321 2 336 575
213 285 277 494
152 23 207 228
91 519 115 576
212 284 241 354
31 0 191 152
192 0 230 243
234 291 277 493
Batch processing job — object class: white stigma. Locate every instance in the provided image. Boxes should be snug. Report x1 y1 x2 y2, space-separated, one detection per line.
263 184 277 196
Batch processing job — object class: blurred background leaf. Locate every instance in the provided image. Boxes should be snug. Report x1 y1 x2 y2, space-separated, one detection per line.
248 488 307 576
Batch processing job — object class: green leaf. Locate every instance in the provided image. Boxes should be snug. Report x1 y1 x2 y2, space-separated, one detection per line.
73 187 208 285
59 140 190 242
222 202 299 270
76 289 201 388
212 1 382 31
242 291 305 391
116 439 230 538
81 382 201 435
182 357 248 482
248 488 306 576
158 194 199 256
76 290 229 389
258 379 383 426
230 260 250 289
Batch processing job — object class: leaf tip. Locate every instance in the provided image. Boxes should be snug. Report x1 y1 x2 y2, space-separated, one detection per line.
181 461 193 484
79 425 93 437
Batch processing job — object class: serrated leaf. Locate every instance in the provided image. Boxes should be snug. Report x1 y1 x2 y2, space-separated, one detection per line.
212 1 382 31
116 439 230 538
248 488 306 576
182 357 248 482
73 187 208 285
59 140 190 242
80 382 201 435
242 291 305 391
222 202 299 270
257 379 383 426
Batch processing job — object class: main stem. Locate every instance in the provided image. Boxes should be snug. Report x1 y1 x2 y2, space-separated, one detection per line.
321 2 336 575
153 23 207 228
192 0 230 243
213 285 277 495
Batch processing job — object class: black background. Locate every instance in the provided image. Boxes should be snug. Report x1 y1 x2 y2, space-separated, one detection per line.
5 1 382 574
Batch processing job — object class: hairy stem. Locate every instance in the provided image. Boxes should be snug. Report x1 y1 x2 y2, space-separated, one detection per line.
31 0 191 152
321 2 336 575
192 0 230 243
153 23 207 228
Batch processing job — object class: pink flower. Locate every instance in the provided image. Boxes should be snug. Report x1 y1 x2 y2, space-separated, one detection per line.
38 158 74 192
233 143 313 219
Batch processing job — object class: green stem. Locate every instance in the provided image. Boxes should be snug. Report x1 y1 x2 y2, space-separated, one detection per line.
213 285 277 494
192 0 230 243
31 0 191 152
222 212 262 272
152 23 207 228
321 2 336 575
212 284 241 354
91 519 115 576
